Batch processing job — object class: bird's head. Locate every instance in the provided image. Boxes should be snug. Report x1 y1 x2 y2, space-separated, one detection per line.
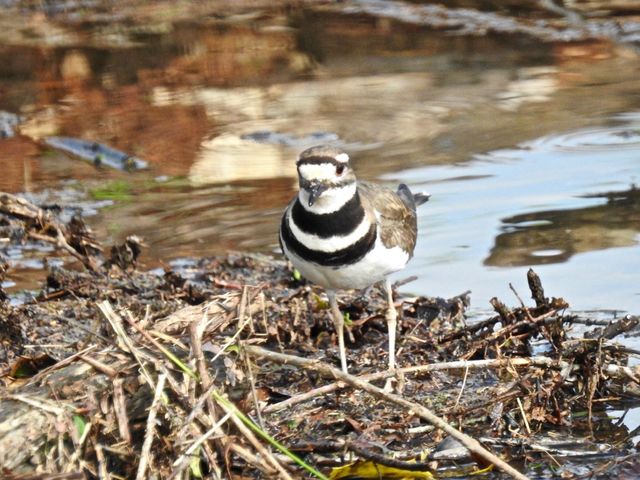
296 145 356 211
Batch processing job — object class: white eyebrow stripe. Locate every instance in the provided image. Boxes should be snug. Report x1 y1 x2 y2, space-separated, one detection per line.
335 153 349 163
298 163 337 180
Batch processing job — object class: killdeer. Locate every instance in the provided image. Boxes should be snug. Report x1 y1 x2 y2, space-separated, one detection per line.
280 145 429 373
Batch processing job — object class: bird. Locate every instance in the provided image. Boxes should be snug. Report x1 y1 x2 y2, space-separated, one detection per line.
279 145 429 374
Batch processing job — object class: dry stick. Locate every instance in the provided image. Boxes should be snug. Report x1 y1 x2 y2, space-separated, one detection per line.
95 443 110 480
112 378 132 445
230 443 279 477
78 354 118 378
245 345 529 480
291 438 434 472
516 397 531 435
218 400 295 480
244 352 265 429
65 422 92 473
27 345 97 386
57 432 66 470
4 393 68 415
509 283 535 322
29 228 99 272
187 312 224 479
174 379 225 443
527 268 548 307
264 356 640 414
454 365 469 408
136 373 167 480
22 473 85 480
99 301 155 389
170 411 232 478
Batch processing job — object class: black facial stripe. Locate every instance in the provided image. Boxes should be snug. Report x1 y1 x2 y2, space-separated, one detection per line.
291 194 364 238
280 214 377 267
296 156 347 167
299 177 354 190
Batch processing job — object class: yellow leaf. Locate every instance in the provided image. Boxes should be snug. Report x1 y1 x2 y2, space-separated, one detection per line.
329 460 434 479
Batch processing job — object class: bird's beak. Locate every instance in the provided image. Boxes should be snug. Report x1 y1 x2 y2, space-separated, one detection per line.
307 182 328 207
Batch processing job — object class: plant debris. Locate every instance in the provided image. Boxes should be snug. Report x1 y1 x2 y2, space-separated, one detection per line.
0 193 639 479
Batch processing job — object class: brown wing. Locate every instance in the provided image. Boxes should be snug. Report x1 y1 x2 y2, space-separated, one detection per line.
358 181 418 255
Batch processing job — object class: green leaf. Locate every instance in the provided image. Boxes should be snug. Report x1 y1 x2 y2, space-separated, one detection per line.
212 391 328 480
314 294 329 310
72 414 87 437
189 450 203 478
293 268 302 281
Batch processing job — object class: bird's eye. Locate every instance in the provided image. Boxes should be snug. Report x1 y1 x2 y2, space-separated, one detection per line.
336 165 345 175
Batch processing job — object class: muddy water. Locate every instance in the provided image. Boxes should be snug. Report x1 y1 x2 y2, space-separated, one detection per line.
0 4 638 315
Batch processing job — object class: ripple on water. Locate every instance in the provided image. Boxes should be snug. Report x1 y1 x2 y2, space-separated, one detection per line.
522 123 640 153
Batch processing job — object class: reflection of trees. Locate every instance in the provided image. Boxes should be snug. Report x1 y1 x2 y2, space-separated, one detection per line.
484 186 640 267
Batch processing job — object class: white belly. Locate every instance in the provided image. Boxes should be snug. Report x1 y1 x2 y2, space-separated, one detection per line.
283 237 410 290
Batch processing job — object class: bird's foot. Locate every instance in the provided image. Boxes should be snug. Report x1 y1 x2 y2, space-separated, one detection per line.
383 368 405 394
383 376 395 393
346 325 355 343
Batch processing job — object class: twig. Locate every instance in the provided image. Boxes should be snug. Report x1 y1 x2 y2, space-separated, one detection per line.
244 352 265 429
509 283 527 309
78 354 118 378
99 301 155 388
4 393 68 415
112 378 132 445
455 365 469 408
188 309 224 478
27 345 98 386
136 373 167 480
527 269 548 307
516 397 531 435
214 394 296 480
244 345 529 480
170 411 232 477
29 229 100 272
264 356 640 414
291 439 434 471
95 443 109 480
229 443 278 477
65 421 92 473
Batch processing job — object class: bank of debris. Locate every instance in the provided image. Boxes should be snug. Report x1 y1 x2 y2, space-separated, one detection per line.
0 193 639 479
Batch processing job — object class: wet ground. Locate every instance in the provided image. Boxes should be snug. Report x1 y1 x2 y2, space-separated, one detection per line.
1 1 638 316
0 2 639 476
0 208 638 478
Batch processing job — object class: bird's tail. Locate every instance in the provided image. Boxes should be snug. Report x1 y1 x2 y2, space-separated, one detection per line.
413 191 430 206
397 184 430 210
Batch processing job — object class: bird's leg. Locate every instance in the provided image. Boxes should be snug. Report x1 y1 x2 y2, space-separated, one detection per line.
383 278 397 371
327 290 348 373
382 278 398 392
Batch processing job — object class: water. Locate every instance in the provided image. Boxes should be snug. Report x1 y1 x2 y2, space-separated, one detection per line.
391 115 640 312
0 3 638 316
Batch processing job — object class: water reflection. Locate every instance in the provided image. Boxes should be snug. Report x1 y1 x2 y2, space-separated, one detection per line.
486 186 640 266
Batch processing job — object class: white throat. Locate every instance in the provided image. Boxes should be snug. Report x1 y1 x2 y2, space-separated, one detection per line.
298 183 357 215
